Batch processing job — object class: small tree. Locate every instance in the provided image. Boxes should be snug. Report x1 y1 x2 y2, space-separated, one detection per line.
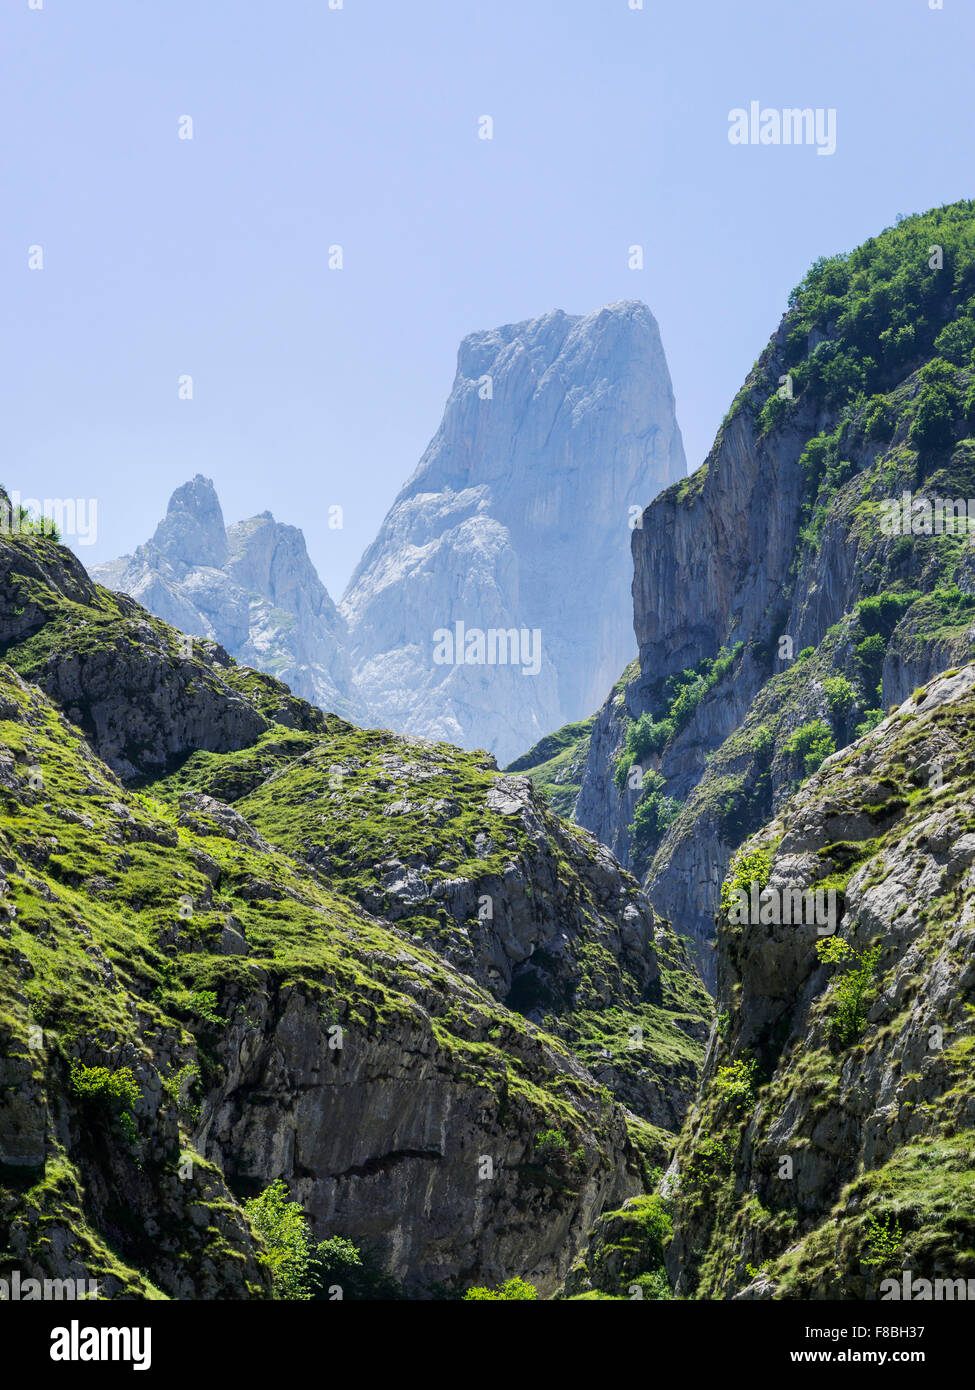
822 675 855 724
862 1211 903 1268
909 384 957 451
816 937 882 1044
720 847 772 923
713 1057 758 1111
533 1129 570 1165
463 1277 537 1301
244 1180 316 1300
69 1063 141 1146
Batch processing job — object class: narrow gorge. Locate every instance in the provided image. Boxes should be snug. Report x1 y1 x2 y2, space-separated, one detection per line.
3 201 975 1302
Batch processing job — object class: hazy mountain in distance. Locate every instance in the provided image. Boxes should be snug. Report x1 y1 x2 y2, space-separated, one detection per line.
340 301 686 763
91 475 363 723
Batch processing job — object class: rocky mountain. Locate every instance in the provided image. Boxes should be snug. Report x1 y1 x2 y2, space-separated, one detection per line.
91 475 362 724
340 301 686 764
8 202 975 1305
90 303 685 768
0 504 708 1298
667 662 975 1298
529 201 975 989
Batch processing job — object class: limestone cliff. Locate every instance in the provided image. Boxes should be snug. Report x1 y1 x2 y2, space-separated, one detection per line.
570 202 975 987
341 302 686 764
666 663 975 1298
0 514 706 1298
91 301 685 768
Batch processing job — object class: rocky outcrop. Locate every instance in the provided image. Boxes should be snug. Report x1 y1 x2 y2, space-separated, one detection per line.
202 966 643 1296
91 476 362 723
562 1193 672 1299
0 651 648 1298
572 204 975 985
0 522 703 1298
165 715 711 1131
341 302 686 764
666 663 975 1298
0 528 283 780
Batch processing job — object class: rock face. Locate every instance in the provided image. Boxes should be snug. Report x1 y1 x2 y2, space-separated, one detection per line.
0 517 706 1298
91 476 362 723
570 203 975 986
562 1193 672 1299
202 971 642 1296
341 302 686 764
221 738 711 1132
666 664 975 1299
89 303 685 766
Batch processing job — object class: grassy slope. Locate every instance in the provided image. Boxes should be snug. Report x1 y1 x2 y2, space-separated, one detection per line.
0 525 709 1292
0 657 660 1292
151 719 711 1132
504 716 596 818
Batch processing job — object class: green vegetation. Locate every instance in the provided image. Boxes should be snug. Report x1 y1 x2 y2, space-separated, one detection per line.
243 1180 319 1300
311 1236 362 1293
533 1129 574 1168
500 717 592 811
69 1064 141 1147
169 711 713 1117
822 675 855 724
242 1182 404 1300
854 708 885 738
463 1277 538 1301
785 203 975 409
719 847 772 923
614 643 744 787
566 1193 675 1299
712 1057 758 1111
0 644 666 1297
670 655 975 1298
614 715 670 787
862 1211 904 1269
0 516 716 1301
161 1063 201 1121
910 360 962 451
505 716 595 817
312 1236 404 1301
629 771 681 848
184 989 226 1027
815 937 883 1045
11 199 975 1307
784 719 836 778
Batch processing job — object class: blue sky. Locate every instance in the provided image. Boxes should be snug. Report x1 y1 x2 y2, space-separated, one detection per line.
3 0 974 595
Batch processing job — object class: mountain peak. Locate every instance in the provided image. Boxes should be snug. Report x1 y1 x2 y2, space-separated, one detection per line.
92 479 360 722
151 475 227 570
342 298 686 762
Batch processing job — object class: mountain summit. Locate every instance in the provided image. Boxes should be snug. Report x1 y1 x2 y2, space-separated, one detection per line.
92 302 685 761
341 301 686 762
91 476 361 722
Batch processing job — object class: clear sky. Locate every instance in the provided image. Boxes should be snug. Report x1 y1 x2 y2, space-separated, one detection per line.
3 0 974 596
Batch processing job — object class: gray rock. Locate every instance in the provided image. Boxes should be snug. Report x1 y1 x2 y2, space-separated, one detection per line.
341 302 686 764
91 478 363 723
